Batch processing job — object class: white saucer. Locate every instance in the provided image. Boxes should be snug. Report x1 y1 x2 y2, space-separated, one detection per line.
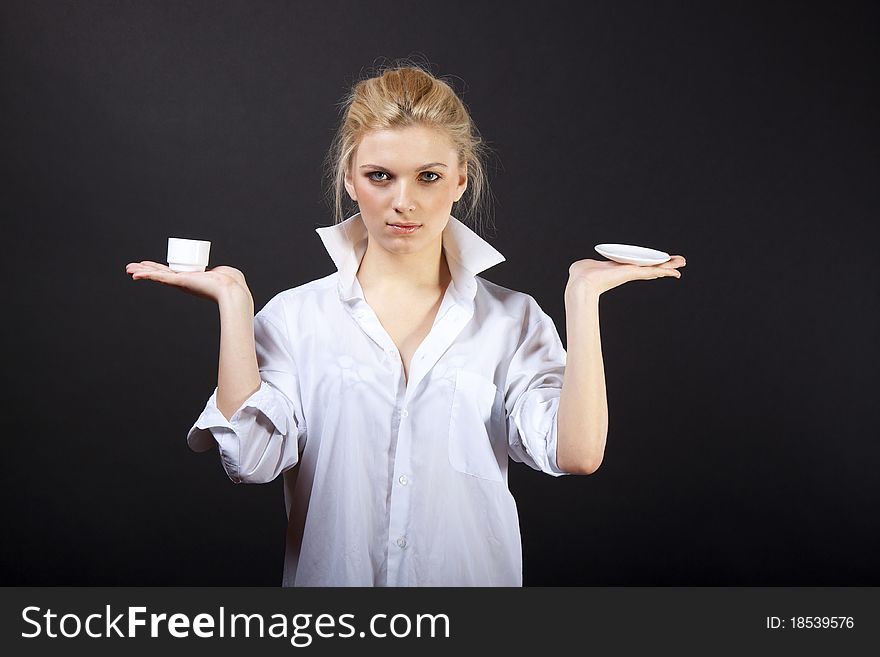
594 243 671 266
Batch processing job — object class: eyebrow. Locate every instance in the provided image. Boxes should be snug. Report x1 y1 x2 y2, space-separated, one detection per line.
359 162 449 171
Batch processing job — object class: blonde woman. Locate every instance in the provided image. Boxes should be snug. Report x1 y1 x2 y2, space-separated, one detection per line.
125 61 686 586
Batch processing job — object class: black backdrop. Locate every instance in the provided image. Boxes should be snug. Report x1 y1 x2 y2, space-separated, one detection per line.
2 0 877 586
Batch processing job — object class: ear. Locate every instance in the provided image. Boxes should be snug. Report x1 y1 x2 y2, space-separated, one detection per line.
344 165 357 202
455 161 468 202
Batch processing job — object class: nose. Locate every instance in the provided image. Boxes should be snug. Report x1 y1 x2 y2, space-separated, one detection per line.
393 181 416 213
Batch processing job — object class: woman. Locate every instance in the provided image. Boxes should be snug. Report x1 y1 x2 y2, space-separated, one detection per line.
125 62 686 586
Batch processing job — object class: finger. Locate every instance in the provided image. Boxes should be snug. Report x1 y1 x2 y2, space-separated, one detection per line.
643 266 680 279
127 262 167 275
138 260 174 271
126 264 151 276
126 264 159 277
655 257 686 272
131 269 182 283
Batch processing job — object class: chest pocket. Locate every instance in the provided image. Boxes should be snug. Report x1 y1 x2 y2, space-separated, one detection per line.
448 369 504 482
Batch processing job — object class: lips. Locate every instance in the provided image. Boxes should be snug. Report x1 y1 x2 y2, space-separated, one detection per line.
387 222 421 235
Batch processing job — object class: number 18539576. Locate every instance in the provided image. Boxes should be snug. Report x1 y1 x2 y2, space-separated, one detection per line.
766 616 854 629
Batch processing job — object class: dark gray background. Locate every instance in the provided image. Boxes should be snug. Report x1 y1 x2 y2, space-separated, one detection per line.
1 0 877 585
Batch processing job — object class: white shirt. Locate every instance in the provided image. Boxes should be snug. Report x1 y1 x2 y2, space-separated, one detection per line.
187 212 572 587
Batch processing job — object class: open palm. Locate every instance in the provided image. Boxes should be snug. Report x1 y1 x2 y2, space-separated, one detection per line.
567 255 687 296
124 260 253 305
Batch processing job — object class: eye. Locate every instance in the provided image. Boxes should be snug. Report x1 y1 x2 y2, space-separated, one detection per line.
365 170 442 184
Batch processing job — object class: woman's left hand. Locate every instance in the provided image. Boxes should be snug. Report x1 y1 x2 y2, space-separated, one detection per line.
566 255 687 297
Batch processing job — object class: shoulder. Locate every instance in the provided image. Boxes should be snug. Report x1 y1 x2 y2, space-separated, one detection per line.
475 276 547 324
255 272 338 326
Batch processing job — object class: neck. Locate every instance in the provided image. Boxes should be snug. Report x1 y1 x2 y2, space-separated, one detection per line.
357 235 451 293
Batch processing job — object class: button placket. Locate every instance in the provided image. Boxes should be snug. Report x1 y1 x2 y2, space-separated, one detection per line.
402 298 474 397
385 360 413 586
376 293 475 585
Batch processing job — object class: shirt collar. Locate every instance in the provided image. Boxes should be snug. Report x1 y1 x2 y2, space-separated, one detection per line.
315 212 506 305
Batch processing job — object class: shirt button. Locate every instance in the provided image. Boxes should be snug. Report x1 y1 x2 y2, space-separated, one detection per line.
398 474 408 485
400 408 409 418
396 537 407 548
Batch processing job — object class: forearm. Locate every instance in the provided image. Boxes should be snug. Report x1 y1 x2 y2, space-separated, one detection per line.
557 281 608 474
216 288 261 421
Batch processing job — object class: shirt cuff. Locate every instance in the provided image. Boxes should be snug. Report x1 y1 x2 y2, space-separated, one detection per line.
186 380 292 453
514 389 571 477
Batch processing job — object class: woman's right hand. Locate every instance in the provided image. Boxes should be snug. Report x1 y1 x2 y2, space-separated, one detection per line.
124 260 254 306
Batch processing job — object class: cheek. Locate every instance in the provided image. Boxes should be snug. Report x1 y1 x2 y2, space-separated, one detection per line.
431 181 457 204
354 179 383 203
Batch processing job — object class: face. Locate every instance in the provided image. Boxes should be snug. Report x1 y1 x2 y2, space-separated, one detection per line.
344 124 467 255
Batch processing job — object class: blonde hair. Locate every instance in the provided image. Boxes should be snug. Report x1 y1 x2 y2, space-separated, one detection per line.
323 58 496 236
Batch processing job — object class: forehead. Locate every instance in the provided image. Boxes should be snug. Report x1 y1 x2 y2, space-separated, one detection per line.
355 126 456 166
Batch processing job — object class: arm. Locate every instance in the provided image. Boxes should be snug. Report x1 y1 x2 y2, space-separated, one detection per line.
504 305 570 478
187 288 306 484
556 254 686 474
216 287 262 420
556 281 607 475
125 260 304 483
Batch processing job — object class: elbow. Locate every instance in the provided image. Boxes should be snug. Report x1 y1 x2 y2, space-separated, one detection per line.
583 446 606 475
567 457 602 475
556 416 607 475
556 436 605 475
557 451 603 475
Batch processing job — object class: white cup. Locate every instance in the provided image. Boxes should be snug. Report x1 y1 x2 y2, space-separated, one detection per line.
167 237 211 272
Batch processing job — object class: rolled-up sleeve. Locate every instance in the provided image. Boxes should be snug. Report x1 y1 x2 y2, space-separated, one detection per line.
504 302 571 477
186 310 307 484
